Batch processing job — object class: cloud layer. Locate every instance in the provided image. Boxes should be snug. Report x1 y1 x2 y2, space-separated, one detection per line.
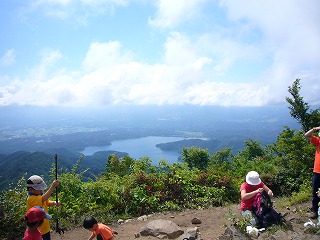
0 0 319 107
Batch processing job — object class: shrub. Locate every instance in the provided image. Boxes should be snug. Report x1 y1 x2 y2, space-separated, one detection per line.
0 176 27 239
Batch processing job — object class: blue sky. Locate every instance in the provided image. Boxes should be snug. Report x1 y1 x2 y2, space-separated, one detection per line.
0 0 319 107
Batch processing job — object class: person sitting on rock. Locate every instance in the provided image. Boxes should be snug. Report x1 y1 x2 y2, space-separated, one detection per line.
240 171 274 226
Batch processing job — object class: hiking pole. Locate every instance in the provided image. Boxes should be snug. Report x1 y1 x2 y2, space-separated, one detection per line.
54 154 64 235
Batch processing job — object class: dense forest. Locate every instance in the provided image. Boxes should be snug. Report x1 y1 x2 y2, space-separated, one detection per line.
1 79 319 239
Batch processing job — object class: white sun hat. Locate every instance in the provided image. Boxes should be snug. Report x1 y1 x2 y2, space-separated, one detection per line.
245 171 261 186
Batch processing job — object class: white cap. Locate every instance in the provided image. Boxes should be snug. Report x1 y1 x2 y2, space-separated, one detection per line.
27 175 47 190
246 171 261 186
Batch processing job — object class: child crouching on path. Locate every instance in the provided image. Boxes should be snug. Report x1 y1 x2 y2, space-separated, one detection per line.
83 216 114 240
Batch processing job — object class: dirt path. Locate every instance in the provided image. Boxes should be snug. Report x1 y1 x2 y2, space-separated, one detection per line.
51 204 241 239
51 200 315 240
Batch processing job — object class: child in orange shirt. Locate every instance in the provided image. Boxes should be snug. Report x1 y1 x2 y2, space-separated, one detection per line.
83 216 114 240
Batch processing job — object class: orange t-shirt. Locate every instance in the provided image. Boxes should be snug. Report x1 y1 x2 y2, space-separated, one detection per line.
91 223 114 240
311 136 320 173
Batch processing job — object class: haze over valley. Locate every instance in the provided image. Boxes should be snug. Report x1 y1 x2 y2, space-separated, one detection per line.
0 104 302 190
0 104 299 155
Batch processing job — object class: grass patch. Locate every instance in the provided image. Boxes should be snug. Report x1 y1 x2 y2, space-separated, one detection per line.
275 183 311 209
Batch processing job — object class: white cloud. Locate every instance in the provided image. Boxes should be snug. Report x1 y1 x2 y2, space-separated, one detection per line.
0 37 274 107
0 49 16 68
149 0 208 28
27 49 62 82
1 1 319 107
183 81 269 106
82 41 132 72
220 0 320 93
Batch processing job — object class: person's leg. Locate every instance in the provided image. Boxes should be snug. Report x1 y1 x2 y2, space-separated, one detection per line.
241 210 258 226
96 234 103 240
42 232 51 240
312 173 320 213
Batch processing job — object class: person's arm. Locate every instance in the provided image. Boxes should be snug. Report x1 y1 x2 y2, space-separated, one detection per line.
262 185 273 197
42 180 59 201
88 233 95 240
241 187 264 200
47 200 61 207
305 127 320 141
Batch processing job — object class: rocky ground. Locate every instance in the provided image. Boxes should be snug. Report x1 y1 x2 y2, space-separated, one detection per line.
51 200 320 240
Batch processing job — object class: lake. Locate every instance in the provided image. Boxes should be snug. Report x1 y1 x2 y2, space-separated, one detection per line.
80 136 186 164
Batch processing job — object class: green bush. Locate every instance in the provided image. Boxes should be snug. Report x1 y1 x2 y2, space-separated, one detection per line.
0 176 27 239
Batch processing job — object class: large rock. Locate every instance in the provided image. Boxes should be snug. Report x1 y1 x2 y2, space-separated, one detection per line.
179 227 199 240
218 225 247 240
140 219 184 239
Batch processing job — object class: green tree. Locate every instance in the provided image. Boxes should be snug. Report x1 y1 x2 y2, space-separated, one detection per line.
0 176 27 239
182 146 210 170
271 127 315 194
237 139 265 161
229 139 277 181
105 154 135 177
132 156 156 174
208 147 233 172
286 78 320 131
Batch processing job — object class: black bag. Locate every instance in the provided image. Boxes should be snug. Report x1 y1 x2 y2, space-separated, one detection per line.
252 191 285 228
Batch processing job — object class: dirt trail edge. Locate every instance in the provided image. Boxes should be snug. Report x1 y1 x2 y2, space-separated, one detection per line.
52 204 240 240
52 201 314 240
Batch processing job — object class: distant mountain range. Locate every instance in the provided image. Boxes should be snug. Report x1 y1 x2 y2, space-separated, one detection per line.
0 149 127 191
0 104 299 152
0 104 300 191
